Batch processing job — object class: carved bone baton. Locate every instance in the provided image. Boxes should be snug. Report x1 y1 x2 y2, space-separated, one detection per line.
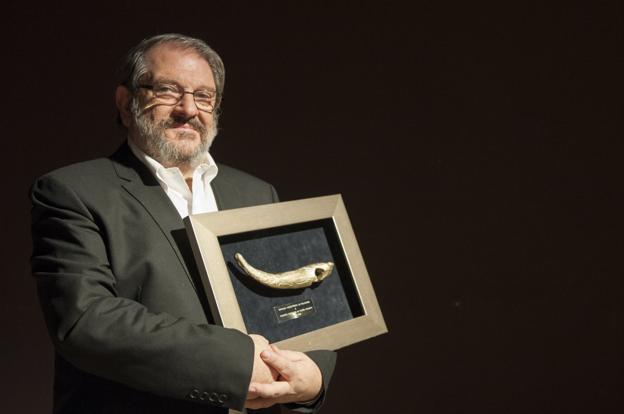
234 253 334 289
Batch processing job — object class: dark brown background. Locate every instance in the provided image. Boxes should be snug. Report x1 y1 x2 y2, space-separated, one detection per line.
2 2 621 413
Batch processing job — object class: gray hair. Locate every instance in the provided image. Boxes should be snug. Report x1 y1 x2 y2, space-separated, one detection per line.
117 33 225 112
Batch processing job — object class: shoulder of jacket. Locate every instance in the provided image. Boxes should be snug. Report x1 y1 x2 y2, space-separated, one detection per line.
35 157 116 187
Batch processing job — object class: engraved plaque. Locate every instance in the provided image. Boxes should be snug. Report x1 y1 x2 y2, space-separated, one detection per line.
274 299 316 323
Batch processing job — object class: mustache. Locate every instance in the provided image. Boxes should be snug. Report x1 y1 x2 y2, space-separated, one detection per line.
161 116 207 134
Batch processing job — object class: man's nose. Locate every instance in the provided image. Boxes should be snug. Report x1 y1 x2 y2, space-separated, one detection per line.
173 92 199 118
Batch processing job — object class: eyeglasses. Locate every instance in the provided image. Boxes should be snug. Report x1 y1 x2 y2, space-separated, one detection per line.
138 82 217 113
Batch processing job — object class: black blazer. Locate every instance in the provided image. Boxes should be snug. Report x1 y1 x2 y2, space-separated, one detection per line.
30 144 336 414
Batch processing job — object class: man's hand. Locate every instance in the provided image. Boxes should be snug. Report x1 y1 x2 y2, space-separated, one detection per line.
245 345 323 410
249 334 279 384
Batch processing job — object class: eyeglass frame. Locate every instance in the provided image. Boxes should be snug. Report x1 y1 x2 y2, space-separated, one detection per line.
137 82 218 114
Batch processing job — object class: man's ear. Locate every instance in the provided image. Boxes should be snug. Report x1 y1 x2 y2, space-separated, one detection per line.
115 85 133 128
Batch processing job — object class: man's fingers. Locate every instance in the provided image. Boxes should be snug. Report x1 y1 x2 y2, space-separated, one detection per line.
245 397 278 410
260 349 293 378
272 347 302 361
248 380 293 399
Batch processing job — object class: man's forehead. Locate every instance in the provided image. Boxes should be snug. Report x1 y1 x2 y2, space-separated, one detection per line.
143 43 215 85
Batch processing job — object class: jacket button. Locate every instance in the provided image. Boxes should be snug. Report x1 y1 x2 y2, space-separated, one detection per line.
218 393 228 404
200 391 209 401
188 388 200 399
208 392 218 402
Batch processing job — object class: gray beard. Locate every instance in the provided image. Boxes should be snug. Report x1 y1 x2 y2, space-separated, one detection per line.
131 100 217 168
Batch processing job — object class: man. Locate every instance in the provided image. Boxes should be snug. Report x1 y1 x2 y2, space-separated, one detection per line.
30 33 336 414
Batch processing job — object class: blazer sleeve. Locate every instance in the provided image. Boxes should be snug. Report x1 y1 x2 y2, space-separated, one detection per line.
30 174 254 411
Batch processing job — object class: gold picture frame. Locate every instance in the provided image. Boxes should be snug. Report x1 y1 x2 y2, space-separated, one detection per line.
184 194 387 351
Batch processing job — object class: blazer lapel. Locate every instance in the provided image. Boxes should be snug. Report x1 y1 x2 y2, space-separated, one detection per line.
211 170 241 211
110 143 197 290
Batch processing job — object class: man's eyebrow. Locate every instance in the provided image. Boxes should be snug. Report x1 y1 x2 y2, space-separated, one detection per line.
152 77 217 92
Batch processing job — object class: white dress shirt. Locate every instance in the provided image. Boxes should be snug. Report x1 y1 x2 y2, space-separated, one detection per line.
128 139 219 218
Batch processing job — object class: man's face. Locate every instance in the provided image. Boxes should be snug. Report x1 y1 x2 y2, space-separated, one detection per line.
129 43 218 168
